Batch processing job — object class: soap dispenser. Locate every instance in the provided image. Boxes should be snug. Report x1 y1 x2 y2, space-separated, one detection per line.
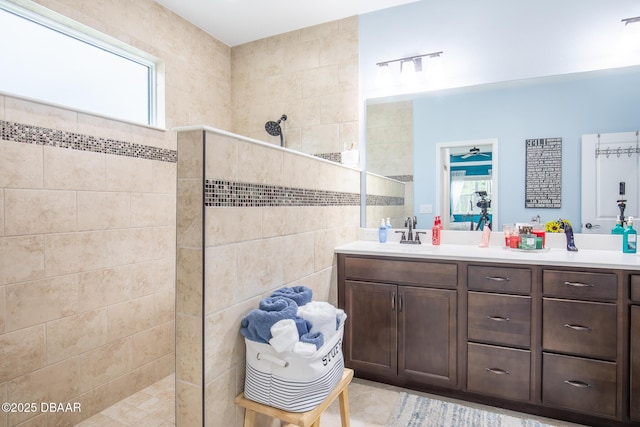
623 216 637 253
431 215 441 246
378 218 388 243
612 219 624 235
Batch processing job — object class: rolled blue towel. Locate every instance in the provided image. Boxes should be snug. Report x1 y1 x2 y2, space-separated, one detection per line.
294 317 312 337
270 286 313 307
300 331 324 350
240 297 298 343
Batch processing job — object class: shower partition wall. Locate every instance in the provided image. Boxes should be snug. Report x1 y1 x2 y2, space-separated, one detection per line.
175 127 360 426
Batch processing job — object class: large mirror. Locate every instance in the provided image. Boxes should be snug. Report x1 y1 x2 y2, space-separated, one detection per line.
364 65 640 231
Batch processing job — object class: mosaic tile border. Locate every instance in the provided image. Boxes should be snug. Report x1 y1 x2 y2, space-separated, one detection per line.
0 120 177 163
387 175 413 183
366 194 405 206
205 179 361 207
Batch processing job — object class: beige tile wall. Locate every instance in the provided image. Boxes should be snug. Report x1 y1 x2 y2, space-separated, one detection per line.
231 18 359 157
1 0 232 425
365 173 408 229
176 129 360 427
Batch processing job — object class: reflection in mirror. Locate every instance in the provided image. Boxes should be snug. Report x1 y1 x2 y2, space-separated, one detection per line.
438 143 496 231
364 65 640 232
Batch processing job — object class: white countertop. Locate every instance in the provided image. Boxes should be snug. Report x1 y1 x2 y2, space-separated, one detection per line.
335 232 640 271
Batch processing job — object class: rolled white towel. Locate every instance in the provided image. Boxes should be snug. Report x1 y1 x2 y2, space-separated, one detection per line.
292 341 317 357
336 308 347 328
297 301 337 342
268 319 299 353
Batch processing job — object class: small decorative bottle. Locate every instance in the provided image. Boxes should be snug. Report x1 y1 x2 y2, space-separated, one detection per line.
612 219 624 235
432 215 441 246
378 218 388 243
623 217 637 254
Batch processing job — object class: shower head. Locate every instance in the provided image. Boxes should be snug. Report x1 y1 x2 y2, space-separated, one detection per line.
264 114 288 137
265 121 281 136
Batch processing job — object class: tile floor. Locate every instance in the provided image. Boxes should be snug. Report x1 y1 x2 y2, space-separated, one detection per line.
75 375 175 427
76 374 584 427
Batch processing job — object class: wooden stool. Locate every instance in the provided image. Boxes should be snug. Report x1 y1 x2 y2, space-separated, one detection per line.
235 368 353 427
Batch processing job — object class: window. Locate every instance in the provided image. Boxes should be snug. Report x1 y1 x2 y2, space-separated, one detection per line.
0 1 162 126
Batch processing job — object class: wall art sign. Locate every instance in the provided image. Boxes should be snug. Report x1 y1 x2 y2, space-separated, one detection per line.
525 137 562 208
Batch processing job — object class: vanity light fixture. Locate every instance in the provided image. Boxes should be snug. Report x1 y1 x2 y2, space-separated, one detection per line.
376 51 443 86
622 16 640 26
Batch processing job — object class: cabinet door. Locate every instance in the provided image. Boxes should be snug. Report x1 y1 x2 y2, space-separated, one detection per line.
343 280 397 377
632 305 640 421
398 286 457 387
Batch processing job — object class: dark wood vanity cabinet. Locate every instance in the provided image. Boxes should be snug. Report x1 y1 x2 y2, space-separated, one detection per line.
340 256 458 388
631 276 640 422
541 270 619 419
337 253 638 426
466 265 533 402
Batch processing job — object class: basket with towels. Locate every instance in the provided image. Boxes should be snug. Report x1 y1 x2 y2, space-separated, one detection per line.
240 286 347 412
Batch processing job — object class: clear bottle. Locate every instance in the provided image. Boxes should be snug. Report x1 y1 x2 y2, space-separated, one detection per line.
432 215 441 246
386 218 392 229
378 218 388 243
623 216 637 253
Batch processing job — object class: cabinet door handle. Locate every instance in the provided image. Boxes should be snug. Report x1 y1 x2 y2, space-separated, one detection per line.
564 323 591 331
563 281 594 288
398 294 403 312
391 292 396 311
564 380 591 388
485 276 510 282
485 367 509 375
486 315 510 322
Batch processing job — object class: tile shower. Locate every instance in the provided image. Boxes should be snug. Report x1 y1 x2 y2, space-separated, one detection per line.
175 128 360 426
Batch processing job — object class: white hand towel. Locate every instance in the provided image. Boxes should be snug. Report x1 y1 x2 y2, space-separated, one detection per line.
297 301 337 342
292 341 317 357
336 308 347 328
268 319 299 353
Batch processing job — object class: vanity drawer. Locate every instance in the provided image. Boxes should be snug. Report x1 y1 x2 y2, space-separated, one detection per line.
467 292 531 348
543 270 617 301
467 265 531 294
542 352 617 418
467 343 530 402
344 256 457 288
631 275 640 302
542 298 617 360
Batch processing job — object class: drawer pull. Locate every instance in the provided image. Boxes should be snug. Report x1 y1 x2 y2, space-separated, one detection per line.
485 276 510 282
564 380 591 388
485 367 509 375
564 323 592 331
563 281 594 288
486 315 510 322
391 292 396 311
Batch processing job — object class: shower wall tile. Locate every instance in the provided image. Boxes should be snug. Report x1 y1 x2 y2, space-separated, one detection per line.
176 247 203 318
1 382 6 427
77 267 132 312
176 380 203 427
236 237 284 295
43 145 106 191
204 244 237 315
205 207 263 246
281 232 315 283
107 295 155 341
131 258 174 298
237 141 284 185
4 96 78 133
0 286 5 334
105 155 155 193
0 140 43 189
6 358 80 426
176 314 202 386
45 231 106 276
204 303 247 380
79 337 133 393
132 321 174 369
4 189 77 236
77 191 131 231
154 289 176 324
46 308 108 364
0 325 45 383
177 178 203 249
205 133 238 180
153 160 178 193
5 275 79 332
131 192 176 227
0 236 45 286
204 368 237 427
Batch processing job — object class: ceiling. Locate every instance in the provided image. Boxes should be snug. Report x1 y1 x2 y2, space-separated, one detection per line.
154 0 419 47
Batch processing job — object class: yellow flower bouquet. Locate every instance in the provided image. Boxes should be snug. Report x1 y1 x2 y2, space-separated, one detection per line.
545 219 572 233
